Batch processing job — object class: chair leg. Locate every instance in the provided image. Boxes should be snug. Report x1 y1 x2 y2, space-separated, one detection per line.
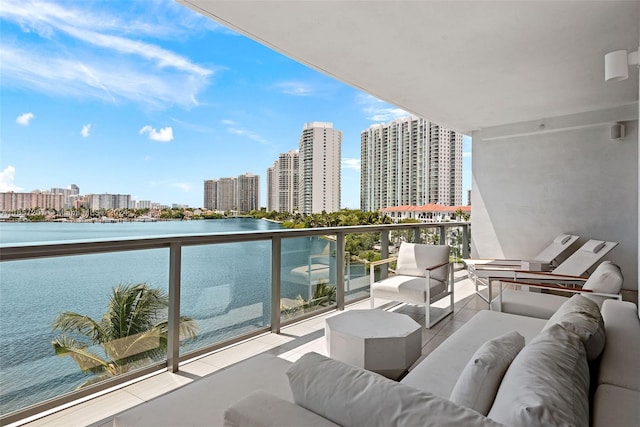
371 295 375 309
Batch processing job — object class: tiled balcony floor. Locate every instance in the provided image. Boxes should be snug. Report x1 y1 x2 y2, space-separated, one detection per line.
19 273 629 427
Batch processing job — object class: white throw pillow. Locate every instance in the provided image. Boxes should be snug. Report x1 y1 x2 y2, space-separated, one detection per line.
544 294 605 361
286 352 504 427
581 261 623 307
487 323 590 427
449 331 525 415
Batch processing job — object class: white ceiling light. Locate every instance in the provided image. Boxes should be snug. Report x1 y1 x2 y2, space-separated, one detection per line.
605 48 639 82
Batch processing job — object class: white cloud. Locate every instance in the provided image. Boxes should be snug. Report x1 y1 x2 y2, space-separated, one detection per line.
81 124 91 138
0 0 215 109
357 94 409 123
275 81 315 96
220 119 236 125
342 158 361 171
140 125 174 142
227 127 269 145
171 182 192 192
16 112 34 126
0 165 23 192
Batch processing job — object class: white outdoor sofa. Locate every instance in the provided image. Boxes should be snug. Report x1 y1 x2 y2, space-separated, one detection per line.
111 297 640 426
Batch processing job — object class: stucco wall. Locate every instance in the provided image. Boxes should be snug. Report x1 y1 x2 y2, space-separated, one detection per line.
471 108 638 291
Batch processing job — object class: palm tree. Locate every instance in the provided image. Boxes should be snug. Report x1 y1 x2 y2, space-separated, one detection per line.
52 283 197 387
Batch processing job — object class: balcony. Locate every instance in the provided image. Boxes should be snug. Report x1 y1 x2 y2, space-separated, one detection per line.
0 221 471 425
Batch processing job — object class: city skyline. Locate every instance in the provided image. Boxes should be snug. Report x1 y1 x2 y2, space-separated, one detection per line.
0 0 471 209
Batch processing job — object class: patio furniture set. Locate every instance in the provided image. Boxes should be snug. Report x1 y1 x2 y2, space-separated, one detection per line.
112 238 638 426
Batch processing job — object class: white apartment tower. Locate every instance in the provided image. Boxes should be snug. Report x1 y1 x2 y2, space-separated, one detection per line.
203 173 259 212
297 122 341 214
267 151 299 213
361 116 462 211
236 173 260 212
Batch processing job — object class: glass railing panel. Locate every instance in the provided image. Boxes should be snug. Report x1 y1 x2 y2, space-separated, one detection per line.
280 236 337 321
179 241 272 355
344 231 382 304
0 249 169 416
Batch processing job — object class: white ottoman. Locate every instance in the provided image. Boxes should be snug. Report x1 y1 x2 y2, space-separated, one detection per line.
325 310 422 380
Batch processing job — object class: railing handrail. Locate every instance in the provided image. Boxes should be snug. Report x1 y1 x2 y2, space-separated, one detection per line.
0 220 470 425
0 221 471 262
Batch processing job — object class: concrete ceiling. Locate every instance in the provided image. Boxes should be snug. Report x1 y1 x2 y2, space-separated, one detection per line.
179 1 639 134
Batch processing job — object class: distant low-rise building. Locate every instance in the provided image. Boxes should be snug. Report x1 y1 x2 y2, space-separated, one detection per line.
0 191 65 211
382 204 470 223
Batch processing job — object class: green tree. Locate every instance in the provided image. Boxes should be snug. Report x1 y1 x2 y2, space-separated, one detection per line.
52 283 197 387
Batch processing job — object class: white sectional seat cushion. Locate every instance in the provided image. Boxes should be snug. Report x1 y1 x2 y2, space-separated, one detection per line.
286 352 505 427
224 391 339 427
543 294 605 361
488 323 590 427
592 384 640 427
581 261 623 307
449 331 525 415
599 300 640 391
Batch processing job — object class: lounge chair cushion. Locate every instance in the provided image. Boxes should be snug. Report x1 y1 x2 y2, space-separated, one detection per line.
488 323 590 427
543 294 605 361
286 352 504 427
582 261 623 307
554 234 572 244
449 331 525 415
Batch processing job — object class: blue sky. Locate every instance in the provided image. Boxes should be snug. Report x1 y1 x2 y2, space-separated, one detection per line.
0 0 471 209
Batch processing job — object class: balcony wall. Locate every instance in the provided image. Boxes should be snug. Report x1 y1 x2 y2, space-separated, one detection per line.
471 105 639 291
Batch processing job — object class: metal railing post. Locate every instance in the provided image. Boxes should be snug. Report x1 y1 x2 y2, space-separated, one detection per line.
336 232 345 310
439 225 446 245
271 237 282 334
380 230 389 280
462 224 470 258
413 226 421 243
167 242 181 373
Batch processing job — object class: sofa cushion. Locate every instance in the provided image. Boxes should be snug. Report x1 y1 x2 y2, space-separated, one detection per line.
286 352 505 427
581 261 623 307
592 384 640 427
599 299 640 391
487 323 590 427
449 331 525 415
543 294 605 361
224 391 339 427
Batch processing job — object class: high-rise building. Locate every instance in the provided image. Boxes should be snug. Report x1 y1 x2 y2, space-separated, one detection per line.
236 173 260 212
87 194 131 210
298 122 341 214
266 151 299 214
203 173 260 212
50 184 80 208
360 116 462 211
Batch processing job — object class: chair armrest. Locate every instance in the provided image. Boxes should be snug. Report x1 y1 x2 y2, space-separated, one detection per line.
512 270 588 281
499 279 622 300
424 260 450 271
368 256 397 267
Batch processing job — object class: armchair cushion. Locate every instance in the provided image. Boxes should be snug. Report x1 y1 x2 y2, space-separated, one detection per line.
370 275 447 305
449 331 525 415
396 243 449 281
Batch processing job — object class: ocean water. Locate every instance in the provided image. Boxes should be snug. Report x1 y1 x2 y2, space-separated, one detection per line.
0 219 326 415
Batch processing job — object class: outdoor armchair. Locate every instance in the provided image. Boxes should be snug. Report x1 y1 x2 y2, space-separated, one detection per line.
490 261 624 319
370 242 454 328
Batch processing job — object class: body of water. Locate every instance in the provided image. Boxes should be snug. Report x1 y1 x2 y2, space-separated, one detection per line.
0 219 337 415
